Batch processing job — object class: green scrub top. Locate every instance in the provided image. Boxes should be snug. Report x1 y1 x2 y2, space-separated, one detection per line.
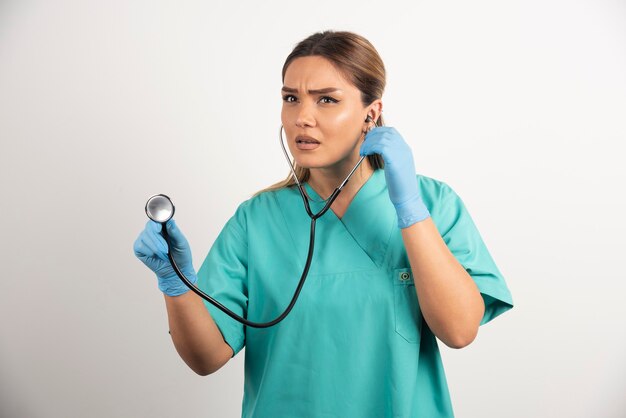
196 168 514 418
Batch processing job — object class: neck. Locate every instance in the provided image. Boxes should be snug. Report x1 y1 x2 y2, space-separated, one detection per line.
307 155 374 200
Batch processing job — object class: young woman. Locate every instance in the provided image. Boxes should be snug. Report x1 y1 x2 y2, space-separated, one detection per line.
134 30 514 418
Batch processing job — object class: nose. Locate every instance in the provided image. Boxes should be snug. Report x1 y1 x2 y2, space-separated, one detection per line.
295 102 316 128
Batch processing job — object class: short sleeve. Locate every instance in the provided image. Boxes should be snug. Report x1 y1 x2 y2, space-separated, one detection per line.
434 183 514 326
196 206 248 357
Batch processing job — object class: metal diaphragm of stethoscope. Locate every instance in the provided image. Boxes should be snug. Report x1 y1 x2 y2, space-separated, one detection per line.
144 120 376 328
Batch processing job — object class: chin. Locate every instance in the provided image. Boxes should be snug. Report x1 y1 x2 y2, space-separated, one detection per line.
294 155 334 170
293 149 356 170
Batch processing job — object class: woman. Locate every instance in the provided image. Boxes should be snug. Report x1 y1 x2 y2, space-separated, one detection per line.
134 30 514 417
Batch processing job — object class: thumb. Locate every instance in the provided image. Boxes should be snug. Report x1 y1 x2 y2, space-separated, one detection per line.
165 219 187 248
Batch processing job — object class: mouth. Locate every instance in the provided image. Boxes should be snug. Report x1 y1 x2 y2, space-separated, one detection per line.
295 135 321 151
296 135 320 145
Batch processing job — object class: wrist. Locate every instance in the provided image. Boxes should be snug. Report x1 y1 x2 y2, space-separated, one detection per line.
394 194 430 229
158 270 198 297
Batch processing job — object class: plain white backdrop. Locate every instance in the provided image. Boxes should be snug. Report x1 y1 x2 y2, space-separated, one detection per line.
1 0 625 417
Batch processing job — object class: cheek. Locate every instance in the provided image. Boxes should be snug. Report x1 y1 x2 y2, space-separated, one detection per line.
322 108 361 137
329 105 356 123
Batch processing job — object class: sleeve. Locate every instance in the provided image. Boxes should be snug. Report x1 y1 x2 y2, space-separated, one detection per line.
195 205 248 357
435 182 514 326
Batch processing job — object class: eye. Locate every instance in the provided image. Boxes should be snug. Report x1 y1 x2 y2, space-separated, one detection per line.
319 96 339 104
282 95 297 103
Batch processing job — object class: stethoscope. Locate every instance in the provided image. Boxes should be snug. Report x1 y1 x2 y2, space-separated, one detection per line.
144 122 373 328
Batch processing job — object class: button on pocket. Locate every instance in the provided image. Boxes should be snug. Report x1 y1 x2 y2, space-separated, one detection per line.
393 268 422 343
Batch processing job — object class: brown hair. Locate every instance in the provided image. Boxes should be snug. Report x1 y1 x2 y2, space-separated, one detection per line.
256 30 386 196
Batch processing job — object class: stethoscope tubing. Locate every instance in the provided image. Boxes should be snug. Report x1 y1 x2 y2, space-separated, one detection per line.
161 216 318 328
161 126 368 328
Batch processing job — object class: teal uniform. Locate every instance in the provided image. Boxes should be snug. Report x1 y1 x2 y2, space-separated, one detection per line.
196 168 514 417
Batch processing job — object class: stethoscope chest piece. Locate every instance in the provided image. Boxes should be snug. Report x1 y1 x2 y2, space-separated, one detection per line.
145 194 175 223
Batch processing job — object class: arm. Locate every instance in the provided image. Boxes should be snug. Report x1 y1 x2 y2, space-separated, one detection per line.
359 126 485 349
133 218 234 375
164 291 234 375
401 217 484 348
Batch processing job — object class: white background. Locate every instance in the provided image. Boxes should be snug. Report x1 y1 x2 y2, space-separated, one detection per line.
1 0 625 417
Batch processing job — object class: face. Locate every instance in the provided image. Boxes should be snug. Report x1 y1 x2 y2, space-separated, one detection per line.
281 56 377 170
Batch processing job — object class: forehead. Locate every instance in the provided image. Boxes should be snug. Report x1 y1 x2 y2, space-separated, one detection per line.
283 56 355 90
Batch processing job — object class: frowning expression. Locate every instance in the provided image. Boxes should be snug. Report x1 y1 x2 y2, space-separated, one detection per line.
281 56 370 170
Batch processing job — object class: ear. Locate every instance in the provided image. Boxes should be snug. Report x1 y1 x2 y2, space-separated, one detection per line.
364 99 383 125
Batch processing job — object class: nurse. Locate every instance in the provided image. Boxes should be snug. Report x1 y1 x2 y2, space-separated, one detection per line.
133 30 514 417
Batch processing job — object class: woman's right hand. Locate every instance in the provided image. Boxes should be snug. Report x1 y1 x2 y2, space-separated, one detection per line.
133 218 198 296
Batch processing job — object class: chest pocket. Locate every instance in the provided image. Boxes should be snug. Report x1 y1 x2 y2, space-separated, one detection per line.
393 268 422 343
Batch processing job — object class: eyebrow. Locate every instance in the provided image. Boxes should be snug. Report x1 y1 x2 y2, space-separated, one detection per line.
281 86 341 94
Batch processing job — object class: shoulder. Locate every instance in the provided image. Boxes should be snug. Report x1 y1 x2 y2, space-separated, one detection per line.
239 185 297 211
416 173 458 204
415 173 470 230
230 185 299 225
415 174 479 238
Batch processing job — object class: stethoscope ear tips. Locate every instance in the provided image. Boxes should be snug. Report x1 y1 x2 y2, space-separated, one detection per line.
145 194 175 224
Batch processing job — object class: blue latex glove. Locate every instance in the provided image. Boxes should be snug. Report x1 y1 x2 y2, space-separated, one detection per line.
133 218 198 296
360 126 430 228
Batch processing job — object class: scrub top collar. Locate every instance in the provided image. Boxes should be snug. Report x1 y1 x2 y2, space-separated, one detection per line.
302 168 385 214
302 168 396 268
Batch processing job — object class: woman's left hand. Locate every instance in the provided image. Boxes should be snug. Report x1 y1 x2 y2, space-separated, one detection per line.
360 126 430 228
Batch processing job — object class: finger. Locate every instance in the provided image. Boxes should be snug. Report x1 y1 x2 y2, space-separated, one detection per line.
145 220 170 251
143 230 170 261
133 236 148 258
360 131 381 156
134 240 162 263
360 136 387 157
148 220 163 236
